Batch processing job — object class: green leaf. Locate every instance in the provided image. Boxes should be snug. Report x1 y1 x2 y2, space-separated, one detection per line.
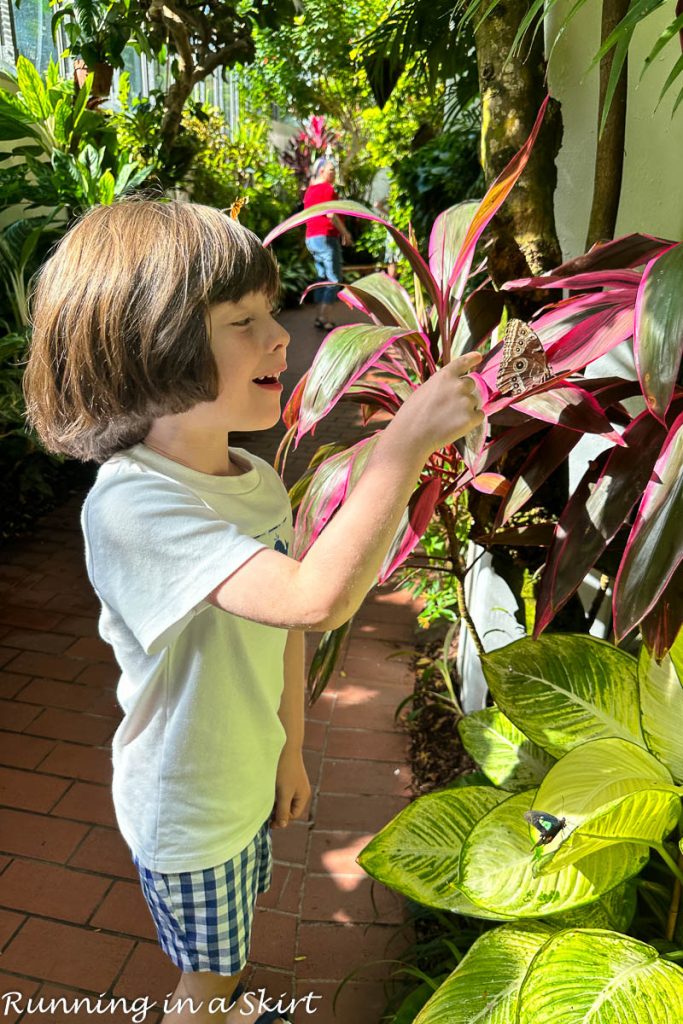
458 790 649 918
482 635 644 758
72 73 93 130
634 242 683 421
657 52 683 110
545 880 637 933
639 630 683 780
53 98 70 146
598 27 632 139
357 786 513 919
0 91 40 142
46 57 60 91
518 929 683 1022
641 13 683 79
458 706 555 791
16 56 50 121
414 922 554 1024
531 737 678 873
97 170 115 205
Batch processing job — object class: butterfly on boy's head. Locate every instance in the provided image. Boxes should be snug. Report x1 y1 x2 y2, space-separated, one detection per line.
496 318 552 397
227 197 248 221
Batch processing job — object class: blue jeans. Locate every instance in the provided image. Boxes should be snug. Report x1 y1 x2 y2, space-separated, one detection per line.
306 235 343 305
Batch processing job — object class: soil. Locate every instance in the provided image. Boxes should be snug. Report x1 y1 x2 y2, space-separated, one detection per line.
403 631 476 797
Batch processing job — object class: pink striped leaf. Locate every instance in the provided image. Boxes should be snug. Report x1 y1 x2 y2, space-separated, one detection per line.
292 434 380 560
454 420 547 493
613 411 683 641
633 242 683 422
340 272 423 331
263 200 441 309
378 477 443 583
338 285 370 317
640 565 683 661
497 426 581 525
295 324 420 442
548 233 673 275
300 281 336 303
532 290 636 343
545 304 635 376
445 95 551 302
502 269 642 291
283 372 308 430
428 200 479 296
534 410 668 637
510 386 627 445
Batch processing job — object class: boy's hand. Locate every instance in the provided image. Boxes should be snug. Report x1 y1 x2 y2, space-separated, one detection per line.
272 746 311 828
392 352 484 456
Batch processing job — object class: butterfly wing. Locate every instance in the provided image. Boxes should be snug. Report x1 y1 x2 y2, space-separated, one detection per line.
523 809 564 847
496 319 552 396
229 197 248 220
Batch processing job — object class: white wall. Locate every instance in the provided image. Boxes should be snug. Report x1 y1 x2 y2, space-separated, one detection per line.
546 2 683 259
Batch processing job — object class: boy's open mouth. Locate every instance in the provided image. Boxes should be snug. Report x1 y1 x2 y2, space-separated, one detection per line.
252 374 283 390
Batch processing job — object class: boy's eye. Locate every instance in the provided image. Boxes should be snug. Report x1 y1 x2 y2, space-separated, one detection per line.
231 317 253 327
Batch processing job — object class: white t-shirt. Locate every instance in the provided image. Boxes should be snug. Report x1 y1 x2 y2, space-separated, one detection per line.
80 443 293 873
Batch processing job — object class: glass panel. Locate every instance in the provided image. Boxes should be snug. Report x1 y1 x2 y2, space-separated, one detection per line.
122 46 144 98
13 0 59 73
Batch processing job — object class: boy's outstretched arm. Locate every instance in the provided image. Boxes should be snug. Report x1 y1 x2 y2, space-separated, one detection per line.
207 352 483 631
273 629 310 829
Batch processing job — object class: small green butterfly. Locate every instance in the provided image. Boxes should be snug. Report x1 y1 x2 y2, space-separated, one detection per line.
524 809 567 848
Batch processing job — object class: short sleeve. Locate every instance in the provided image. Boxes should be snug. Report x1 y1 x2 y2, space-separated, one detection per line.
82 474 267 656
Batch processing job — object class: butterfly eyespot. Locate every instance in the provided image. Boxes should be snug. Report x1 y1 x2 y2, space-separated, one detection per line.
495 318 552 396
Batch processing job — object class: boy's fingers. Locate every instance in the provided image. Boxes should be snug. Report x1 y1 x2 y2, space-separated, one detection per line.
272 793 290 828
450 352 483 376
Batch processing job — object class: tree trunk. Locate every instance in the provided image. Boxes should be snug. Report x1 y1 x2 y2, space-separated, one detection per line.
474 2 563 305
585 0 629 249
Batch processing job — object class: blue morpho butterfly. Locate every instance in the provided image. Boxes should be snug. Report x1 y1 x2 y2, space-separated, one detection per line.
523 809 567 848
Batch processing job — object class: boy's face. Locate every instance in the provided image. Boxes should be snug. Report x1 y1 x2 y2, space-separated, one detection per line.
205 291 290 432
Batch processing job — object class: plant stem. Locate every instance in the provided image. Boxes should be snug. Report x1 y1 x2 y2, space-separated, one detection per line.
655 843 683 889
439 504 486 660
666 851 683 942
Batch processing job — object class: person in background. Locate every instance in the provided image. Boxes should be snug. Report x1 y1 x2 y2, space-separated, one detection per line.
303 158 352 330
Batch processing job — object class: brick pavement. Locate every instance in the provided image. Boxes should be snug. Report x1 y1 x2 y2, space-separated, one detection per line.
0 306 423 1023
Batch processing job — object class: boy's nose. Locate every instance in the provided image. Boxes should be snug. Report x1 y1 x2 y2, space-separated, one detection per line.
273 320 290 349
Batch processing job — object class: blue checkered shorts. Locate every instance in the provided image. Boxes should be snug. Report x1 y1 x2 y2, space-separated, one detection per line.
132 820 272 974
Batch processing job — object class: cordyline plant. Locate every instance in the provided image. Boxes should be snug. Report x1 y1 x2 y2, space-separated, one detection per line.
264 95 683 676
281 114 340 193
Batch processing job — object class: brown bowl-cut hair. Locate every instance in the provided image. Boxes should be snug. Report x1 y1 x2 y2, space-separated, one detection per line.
23 198 280 464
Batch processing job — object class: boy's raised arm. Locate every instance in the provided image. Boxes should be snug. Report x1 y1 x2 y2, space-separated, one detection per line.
207 353 483 631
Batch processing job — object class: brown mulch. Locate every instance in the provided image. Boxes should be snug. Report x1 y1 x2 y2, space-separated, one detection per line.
402 631 475 797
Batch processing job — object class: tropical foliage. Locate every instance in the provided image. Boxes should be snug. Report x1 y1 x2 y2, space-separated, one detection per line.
359 632 683 1021
0 57 151 216
265 96 683 664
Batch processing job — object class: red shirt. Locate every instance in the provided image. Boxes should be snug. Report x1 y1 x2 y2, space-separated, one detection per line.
304 181 341 238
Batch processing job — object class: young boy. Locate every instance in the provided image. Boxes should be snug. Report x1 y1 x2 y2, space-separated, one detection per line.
23 199 482 1023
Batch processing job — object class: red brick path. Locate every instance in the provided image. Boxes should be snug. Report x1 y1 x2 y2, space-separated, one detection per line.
0 307 423 1023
